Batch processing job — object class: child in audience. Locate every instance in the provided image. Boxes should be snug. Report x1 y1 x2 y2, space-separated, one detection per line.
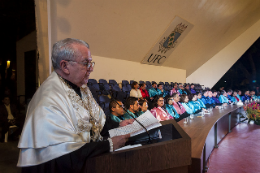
150 95 173 121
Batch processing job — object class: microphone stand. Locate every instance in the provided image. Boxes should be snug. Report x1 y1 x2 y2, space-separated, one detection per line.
109 94 152 144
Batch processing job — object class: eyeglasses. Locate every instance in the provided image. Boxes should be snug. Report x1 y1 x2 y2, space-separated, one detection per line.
168 99 174 100
66 60 95 68
158 100 164 102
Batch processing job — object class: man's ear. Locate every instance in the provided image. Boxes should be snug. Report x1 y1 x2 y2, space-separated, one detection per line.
60 60 70 75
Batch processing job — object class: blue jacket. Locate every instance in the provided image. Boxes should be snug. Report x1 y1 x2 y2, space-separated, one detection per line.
189 101 201 112
219 95 229 103
231 97 238 103
165 104 180 119
109 114 124 123
241 95 250 102
227 95 232 101
123 110 137 120
149 88 159 98
197 99 206 108
178 89 187 95
182 102 195 114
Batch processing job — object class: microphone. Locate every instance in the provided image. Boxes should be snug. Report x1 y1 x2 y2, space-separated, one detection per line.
103 88 152 143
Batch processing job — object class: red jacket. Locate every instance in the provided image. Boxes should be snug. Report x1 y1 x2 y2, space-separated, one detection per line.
140 89 150 98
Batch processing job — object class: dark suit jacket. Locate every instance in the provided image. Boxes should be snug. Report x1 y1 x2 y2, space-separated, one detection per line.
0 104 17 122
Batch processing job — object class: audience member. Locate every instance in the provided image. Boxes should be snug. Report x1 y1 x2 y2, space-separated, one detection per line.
212 90 222 106
148 82 158 99
137 99 148 116
165 96 179 119
157 84 167 97
150 95 173 121
190 84 196 94
130 81 142 99
139 83 149 99
219 90 230 104
170 83 180 96
236 90 242 100
123 97 140 119
231 91 240 103
170 93 189 122
250 91 257 100
178 84 187 95
109 99 125 123
184 84 191 95
226 89 233 101
241 90 250 102
196 92 206 109
180 94 194 114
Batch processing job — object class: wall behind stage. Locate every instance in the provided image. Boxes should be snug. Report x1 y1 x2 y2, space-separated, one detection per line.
186 18 260 88
91 55 186 83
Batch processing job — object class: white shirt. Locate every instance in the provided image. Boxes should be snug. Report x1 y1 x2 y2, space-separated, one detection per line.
130 89 142 98
5 104 14 120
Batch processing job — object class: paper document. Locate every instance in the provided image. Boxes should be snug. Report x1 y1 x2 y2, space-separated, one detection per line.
114 144 142 152
109 110 162 138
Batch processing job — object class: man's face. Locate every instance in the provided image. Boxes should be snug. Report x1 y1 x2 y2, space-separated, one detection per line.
245 91 249 95
67 44 93 87
3 97 10 106
191 85 194 89
158 85 163 90
152 84 157 88
179 85 183 90
208 91 212 98
233 92 237 97
250 91 255 96
130 101 140 113
204 91 208 97
174 94 180 102
213 92 217 97
111 101 125 116
238 91 241 95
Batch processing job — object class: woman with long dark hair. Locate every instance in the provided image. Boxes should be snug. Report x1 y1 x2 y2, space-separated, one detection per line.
150 95 173 121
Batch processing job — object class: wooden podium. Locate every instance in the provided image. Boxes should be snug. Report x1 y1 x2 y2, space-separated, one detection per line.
83 119 191 173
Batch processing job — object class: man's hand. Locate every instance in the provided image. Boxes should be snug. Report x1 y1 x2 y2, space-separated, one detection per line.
111 134 130 150
119 119 135 127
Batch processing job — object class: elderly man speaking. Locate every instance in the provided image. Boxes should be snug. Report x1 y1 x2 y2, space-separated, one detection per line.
17 38 132 173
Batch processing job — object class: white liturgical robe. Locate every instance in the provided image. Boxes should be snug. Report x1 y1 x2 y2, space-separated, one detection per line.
17 72 106 167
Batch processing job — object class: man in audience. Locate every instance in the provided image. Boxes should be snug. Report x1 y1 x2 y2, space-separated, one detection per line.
219 90 230 104
197 92 206 109
250 90 257 100
149 82 158 100
0 95 21 142
178 84 187 95
236 90 242 101
227 89 233 101
123 97 140 119
190 84 196 94
109 99 126 123
212 90 222 106
170 83 180 96
157 84 167 97
184 84 191 95
241 90 250 102
231 91 240 103
139 83 149 100
170 93 189 122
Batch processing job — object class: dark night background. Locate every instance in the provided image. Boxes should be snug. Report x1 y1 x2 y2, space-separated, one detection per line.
212 37 260 93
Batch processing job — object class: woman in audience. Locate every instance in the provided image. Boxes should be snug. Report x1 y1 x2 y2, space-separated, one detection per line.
179 94 194 114
178 84 187 95
165 96 179 119
236 90 242 101
148 82 158 99
130 81 142 99
150 95 173 121
139 83 150 100
197 92 206 109
170 83 180 96
219 90 230 104
137 99 148 116
231 91 240 103
170 93 190 121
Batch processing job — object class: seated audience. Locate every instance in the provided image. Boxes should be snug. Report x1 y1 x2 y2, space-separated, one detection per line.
109 99 125 123
148 82 158 99
184 84 191 95
150 95 173 121
202 90 217 108
227 89 233 101
137 99 148 116
130 81 142 99
190 84 196 94
170 83 180 96
178 84 187 95
180 94 195 114
241 90 250 102
236 90 242 101
157 84 168 97
123 97 140 119
212 90 222 105
139 83 149 99
250 91 257 100
187 94 203 114
197 92 206 109
231 91 240 103
165 96 179 119
0 95 22 142
219 90 230 104
170 93 190 122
